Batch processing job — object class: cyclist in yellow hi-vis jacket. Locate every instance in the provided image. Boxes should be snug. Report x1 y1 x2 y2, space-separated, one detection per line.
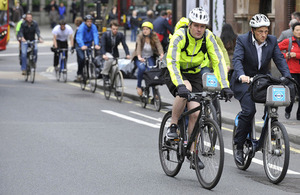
165 8 233 167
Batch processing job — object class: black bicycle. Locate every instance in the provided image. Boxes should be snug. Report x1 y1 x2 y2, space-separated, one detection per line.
232 83 290 184
55 48 68 83
159 91 224 189
80 48 97 93
103 58 124 102
140 59 164 112
24 40 38 83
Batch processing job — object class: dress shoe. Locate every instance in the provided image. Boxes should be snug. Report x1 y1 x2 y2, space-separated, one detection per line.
285 112 290 119
235 149 244 166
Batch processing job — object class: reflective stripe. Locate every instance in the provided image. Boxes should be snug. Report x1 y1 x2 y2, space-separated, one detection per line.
171 34 184 85
208 35 229 88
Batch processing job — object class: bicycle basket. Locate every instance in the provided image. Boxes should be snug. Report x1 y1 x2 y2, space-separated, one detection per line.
143 68 165 87
202 72 221 91
265 85 290 106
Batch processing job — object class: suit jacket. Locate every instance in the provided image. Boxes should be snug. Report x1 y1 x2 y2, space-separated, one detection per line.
100 31 130 58
277 28 293 43
230 31 291 100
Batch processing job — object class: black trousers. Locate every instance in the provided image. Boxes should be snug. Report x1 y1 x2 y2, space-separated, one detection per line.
54 40 68 67
234 91 256 149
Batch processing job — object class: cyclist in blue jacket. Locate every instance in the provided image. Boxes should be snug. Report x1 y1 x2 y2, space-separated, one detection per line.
75 15 100 79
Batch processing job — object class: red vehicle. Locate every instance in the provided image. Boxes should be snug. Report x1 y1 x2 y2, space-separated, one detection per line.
0 0 9 51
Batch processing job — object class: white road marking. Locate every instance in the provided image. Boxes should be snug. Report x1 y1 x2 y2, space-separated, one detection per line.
129 111 162 122
103 110 300 175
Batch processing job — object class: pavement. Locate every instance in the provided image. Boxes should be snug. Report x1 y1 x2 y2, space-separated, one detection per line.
8 25 300 145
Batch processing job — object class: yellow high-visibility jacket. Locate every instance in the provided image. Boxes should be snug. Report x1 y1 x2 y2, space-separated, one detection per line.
166 28 229 88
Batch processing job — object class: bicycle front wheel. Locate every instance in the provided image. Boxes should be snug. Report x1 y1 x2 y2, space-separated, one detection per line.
158 111 183 177
153 88 161 112
103 77 111 100
263 120 290 184
195 118 224 190
88 62 97 93
114 71 124 102
62 59 67 83
80 65 87 90
29 62 35 84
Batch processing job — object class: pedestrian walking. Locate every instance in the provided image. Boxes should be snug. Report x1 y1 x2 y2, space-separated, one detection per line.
278 22 300 120
130 10 139 42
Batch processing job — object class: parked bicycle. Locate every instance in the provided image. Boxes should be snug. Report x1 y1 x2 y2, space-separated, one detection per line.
80 47 97 93
55 48 69 83
232 77 291 184
140 59 164 112
103 58 124 102
159 90 225 189
24 40 38 83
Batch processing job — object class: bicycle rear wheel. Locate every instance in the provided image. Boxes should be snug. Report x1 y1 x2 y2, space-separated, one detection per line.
158 111 183 177
153 88 161 112
263 120 290 184
195 118 224 190
114 71 124 102
88 62 97 93
232 113 253 170
80 65 87 90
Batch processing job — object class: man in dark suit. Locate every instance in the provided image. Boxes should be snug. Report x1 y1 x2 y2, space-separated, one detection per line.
101 20 130 81
231 14 291 165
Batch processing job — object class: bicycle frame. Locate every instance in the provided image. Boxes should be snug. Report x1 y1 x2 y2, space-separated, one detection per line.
57 48 68 71
249 106 279 156
177 92 214 158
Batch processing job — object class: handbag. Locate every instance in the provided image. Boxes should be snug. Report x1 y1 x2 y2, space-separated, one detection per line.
143 68 165 87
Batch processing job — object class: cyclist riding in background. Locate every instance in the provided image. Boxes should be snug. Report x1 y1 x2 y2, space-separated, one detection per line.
52 20 74 70
165 7 233 167
75 14 100 80
230 14 291 166
100 20 130 82
18 12 43 75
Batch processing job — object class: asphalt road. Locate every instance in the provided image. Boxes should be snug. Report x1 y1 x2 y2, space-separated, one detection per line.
0 45 300 194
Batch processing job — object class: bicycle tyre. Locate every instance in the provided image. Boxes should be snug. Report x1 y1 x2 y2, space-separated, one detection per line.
88 62 97 93
25 63 29 82
103 77 111 100
213 98 222 129
30 65 35 84
263 120 290 184
205 102 218 125
158 111 183 177
232 113 253 170
55 66 60 81
153 88 161 112
80 64 87 90
140 88 147 108
195 118 224 189
114 71 124 102
62 59 67 83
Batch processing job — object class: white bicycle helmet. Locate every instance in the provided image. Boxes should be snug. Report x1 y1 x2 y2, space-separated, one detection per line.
249 14 270 28
188 7 209 24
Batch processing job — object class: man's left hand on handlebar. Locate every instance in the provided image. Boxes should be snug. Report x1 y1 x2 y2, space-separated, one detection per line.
221 87 234 102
